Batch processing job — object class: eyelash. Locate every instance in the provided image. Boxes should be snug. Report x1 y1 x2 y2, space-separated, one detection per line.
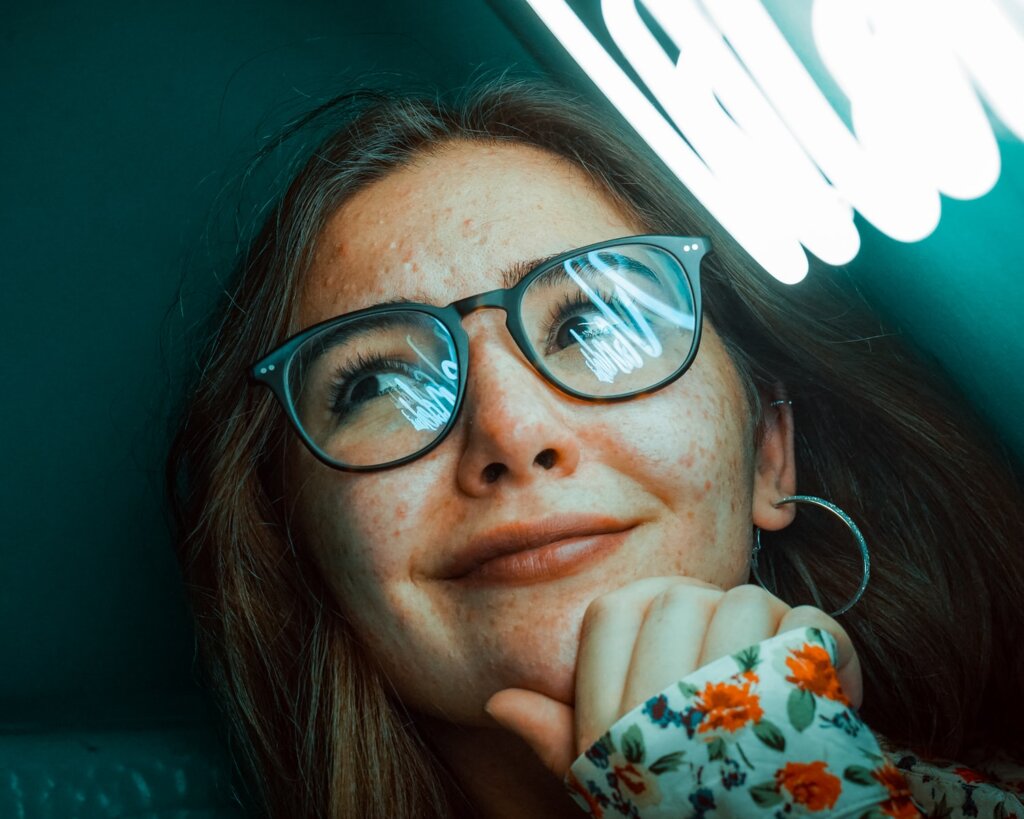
543 290 611 352
327 352 411 416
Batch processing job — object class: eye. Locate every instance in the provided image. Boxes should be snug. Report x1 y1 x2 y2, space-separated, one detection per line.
544 292 615 354
327 354 418 418
347 372 392 404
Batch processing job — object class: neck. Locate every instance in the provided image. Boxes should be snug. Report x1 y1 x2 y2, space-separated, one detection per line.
416 713 580 819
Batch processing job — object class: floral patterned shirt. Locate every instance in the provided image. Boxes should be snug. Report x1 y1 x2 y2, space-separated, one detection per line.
565 627 1024 818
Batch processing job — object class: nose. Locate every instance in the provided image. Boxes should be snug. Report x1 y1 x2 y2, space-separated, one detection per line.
454 314 581 495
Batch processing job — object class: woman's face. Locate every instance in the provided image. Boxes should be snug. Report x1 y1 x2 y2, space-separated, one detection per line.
292 141 790 724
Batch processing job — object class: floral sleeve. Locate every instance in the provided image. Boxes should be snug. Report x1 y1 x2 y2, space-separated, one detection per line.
564 627 919 818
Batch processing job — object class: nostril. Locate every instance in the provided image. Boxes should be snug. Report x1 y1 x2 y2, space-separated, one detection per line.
534 448 557 470
482 463 507 484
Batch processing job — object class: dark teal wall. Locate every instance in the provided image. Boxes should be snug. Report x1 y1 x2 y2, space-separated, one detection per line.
2 0 534 728
851 144 1024 461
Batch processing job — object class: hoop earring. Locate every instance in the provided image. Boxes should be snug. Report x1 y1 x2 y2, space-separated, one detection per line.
751 495 870 617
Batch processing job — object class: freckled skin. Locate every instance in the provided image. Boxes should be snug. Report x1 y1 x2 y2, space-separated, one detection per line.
290 141 775 728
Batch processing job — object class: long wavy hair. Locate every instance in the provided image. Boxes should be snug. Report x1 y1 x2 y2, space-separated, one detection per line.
167 79 1024 818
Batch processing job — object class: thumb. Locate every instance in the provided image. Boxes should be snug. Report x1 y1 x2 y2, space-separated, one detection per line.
485 688 576 778
837 650 864 711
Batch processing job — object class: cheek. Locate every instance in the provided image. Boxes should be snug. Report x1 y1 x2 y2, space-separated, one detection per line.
293 455 459 627
300 475 415 594
585 352 756 579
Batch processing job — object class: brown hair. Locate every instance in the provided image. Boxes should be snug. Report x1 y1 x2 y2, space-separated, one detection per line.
168 79 1024 818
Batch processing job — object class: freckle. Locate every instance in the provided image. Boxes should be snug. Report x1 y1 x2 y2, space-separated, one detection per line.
412 262 420 272
704 479 712 492
402 249 413 263
686 510 695 521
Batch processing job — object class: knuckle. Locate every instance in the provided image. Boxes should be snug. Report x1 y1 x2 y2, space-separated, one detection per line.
783 605 849 643
786 604 833 625
581 590 629 629
722 583 773 607
714 584 787 624
654 582 720 615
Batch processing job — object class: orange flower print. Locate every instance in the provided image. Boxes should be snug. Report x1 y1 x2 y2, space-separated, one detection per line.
612 759 663 808
695 680 764 734
872 763 920 818
567 771 605 819
775 760 842 811
784 643 851 705
952 766 989 784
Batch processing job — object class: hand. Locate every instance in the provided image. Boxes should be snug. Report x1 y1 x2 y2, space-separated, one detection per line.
485 576 862 779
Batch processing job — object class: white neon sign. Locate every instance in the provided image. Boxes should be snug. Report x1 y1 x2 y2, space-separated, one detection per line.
522 0 1024 283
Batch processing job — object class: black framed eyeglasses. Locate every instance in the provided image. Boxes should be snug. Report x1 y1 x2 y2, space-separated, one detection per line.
251 235 709 471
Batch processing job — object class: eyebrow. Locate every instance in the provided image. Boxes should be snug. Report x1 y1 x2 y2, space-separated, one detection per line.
308 312 414 351
500 253 561 290
531 251 661 288
353 251 566 312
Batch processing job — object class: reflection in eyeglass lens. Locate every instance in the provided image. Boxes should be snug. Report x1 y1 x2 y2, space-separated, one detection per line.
525 247 696 393
292 313 458 465
291 245 696 465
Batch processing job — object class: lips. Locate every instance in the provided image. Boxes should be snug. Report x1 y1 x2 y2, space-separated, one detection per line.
442 514 637 582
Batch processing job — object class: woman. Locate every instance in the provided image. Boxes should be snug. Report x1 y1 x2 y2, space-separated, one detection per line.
168 80 1024 818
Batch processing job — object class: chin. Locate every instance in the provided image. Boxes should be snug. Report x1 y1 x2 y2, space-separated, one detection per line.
478 577 612 707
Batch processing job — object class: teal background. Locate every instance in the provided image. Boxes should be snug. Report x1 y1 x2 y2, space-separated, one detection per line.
2 1 533 814
2 1 1021 815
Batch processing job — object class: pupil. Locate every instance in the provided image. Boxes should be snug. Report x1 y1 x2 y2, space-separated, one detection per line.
349 374 382 404
557 316 591 348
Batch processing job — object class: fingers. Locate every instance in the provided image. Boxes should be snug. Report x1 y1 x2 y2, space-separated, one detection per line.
698 584 789 667
778 605 863 709
617 583 722 723
485 688 576 778
492 577 864 782
574 577 697 750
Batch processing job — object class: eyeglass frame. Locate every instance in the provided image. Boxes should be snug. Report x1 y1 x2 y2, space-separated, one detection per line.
251 234 710 472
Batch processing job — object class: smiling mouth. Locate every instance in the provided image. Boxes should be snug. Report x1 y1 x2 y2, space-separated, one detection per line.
445 517 638 585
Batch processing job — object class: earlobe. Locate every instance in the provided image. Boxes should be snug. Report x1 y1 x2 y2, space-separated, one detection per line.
752 392 797 532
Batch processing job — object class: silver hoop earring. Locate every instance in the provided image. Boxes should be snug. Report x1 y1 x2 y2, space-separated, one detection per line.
751 495 870 617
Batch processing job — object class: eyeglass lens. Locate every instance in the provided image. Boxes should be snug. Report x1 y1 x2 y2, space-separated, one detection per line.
287 243 697 468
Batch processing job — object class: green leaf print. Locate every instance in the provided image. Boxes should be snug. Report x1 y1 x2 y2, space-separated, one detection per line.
787 687 816 732
752 719 786 751
600 730 616 755
678 681 699 698
806 626 827 647
749 781 784 807
732 645 760 673
649 750 686 774
707 736 726 761
930 794 954 818
843 765 877 786
622 723 646 764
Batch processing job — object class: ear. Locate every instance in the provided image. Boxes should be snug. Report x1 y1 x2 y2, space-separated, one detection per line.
752 388 797 532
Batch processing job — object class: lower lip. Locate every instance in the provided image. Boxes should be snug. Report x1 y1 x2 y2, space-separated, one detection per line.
456 529 633 585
